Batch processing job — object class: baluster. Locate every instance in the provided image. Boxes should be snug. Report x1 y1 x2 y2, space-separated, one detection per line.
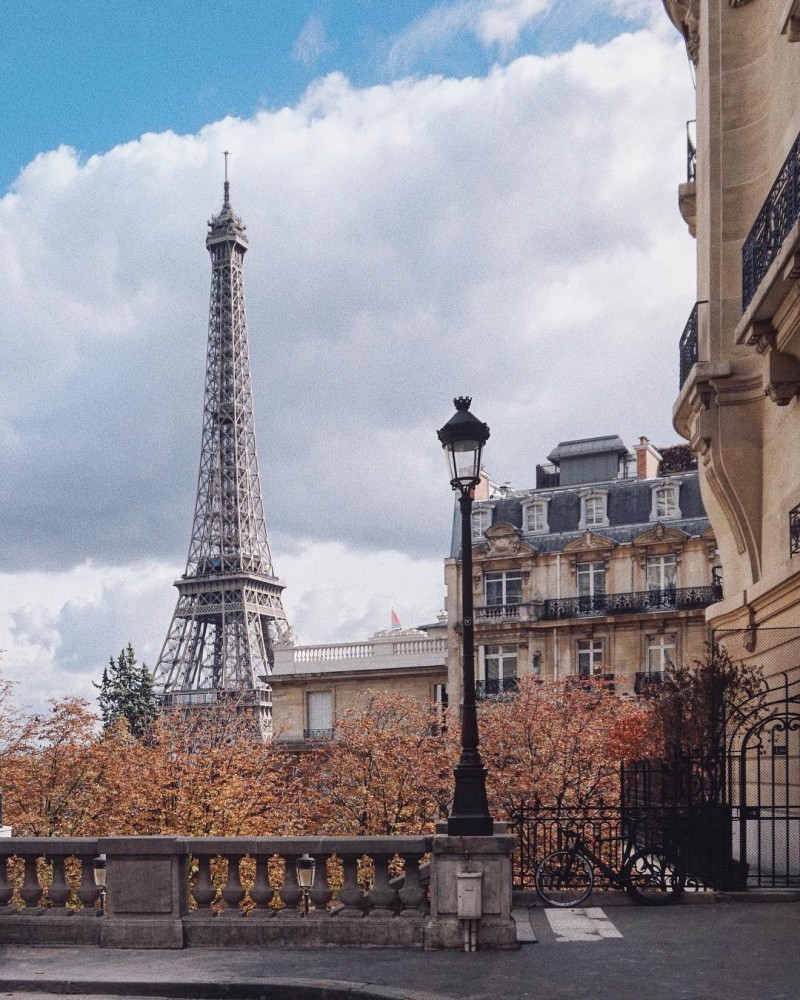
308 854 333 917
193 855 215 911
278 854 302 916
76 855 101 912
0 855 12 909
20 855 42 909
398 854 427 917
77 856 100 910
49 857 71 909
221 854 245 914
209 855 228 915
365 853 396 917
336 854 365 918
249 855 275 914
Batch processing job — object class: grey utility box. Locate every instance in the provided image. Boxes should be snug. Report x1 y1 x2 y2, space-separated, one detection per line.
456 871 483 919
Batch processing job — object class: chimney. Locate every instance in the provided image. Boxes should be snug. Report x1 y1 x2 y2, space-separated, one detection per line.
472 471 491 500
635 437 662 479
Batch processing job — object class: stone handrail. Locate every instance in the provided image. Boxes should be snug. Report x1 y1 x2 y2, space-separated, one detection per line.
289 637 446 663
0 831 516 951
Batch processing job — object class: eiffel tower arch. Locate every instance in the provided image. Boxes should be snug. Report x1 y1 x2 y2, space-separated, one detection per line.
154 163 290 739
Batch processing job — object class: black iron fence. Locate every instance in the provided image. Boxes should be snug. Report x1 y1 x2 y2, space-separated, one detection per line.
742 128 800 309
542 586 717 622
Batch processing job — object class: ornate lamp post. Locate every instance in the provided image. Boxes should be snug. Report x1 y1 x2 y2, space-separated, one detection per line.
437 396 494 836
296 853 316 917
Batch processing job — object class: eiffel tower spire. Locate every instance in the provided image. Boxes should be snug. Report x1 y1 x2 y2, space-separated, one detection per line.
154 163 289 737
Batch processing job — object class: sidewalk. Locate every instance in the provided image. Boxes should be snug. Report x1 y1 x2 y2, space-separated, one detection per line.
1 899 799 1000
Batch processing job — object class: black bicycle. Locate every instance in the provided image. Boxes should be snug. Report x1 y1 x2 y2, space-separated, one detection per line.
534 827 685 907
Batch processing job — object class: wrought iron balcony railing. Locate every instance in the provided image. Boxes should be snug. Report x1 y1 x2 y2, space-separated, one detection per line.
742 129 800 309
791 502 800 557
475 677 519 700
634 671 667 696
542 586 718 621
686 119 697 183
679 302 698 390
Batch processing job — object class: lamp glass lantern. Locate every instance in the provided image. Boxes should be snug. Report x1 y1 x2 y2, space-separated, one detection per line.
93 854 107 889
296 853 316 890
437 397 490 494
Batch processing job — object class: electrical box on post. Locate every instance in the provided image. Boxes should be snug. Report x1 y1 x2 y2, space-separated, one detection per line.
457 870 483 919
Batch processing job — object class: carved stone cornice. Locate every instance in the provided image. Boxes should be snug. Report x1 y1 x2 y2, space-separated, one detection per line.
662 0 754 64
474 521 536 561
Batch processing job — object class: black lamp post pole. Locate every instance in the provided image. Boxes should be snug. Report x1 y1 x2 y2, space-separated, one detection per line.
448 490 493 836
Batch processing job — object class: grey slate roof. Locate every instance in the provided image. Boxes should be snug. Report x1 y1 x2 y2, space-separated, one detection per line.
449 472 710 558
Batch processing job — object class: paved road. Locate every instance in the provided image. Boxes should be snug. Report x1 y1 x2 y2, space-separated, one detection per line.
2 901 799 1000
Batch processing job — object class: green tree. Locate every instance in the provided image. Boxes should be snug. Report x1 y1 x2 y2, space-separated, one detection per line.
95 644 158 739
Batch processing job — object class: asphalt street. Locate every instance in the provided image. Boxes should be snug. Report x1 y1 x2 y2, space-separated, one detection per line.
1 901 798 1000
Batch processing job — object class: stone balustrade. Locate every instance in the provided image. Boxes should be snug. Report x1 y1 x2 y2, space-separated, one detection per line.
0 831 517 950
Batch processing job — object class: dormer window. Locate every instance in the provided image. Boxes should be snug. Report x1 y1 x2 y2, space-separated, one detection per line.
579 490 609 530
650 482 681 521
472 506 491 539
523 498 550 534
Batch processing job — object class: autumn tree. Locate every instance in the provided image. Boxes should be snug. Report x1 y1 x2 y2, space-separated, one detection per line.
95 644 158 738
291 692 455 836
642 646 765 754
479 677 660 816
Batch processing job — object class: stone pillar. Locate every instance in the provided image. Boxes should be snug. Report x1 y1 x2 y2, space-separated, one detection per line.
425 825 517 950
99 837 187 949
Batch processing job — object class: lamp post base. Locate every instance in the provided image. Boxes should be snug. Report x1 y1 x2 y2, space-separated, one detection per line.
447 759 494 836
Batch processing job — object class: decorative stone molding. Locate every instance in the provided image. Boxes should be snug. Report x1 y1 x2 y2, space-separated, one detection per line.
475 522 537 560
701 525 718 562
663 0 753 64
562 531 615 574
765 350 800 406
746 320 777 355
632 523 688 569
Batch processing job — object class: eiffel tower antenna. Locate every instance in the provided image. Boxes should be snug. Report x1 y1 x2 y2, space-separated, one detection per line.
153 162 290 738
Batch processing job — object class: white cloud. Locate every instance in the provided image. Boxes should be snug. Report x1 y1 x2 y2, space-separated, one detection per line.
478 0 551 48
292 14 334 67
387 0 552 71
0 24 695 708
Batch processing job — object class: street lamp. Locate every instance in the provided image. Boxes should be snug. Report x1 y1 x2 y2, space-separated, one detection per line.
93 854 107 916
296 853 316 917
437 396 494 836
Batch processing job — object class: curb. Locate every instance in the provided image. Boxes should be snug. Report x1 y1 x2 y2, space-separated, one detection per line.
0 980 450 1000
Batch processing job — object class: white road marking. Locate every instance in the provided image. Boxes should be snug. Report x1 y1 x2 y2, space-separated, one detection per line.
545 906 623 942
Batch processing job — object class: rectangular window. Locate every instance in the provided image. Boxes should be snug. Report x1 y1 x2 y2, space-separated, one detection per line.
576 561 605 597
480 644 518 696
431 683 448 733
472 507 491 539
647 635 676 674
306 690 333 738
577 639 604 677
585 496 605 526
656 486 679 519
646 554 677 591
525 503 546 532
484 571 523 606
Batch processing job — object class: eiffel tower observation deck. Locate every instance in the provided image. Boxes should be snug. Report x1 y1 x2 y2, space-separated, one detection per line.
154 161 289 738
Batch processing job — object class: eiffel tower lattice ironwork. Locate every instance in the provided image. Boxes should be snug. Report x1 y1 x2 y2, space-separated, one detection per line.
154 168 289 737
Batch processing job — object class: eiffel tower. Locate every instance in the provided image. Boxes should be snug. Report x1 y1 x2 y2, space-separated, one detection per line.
154 160 289 738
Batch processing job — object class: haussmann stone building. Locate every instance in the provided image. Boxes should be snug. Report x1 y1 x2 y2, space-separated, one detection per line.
444 434 720 708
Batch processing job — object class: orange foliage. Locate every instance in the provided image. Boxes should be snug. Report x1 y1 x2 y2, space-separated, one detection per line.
0 678 660 837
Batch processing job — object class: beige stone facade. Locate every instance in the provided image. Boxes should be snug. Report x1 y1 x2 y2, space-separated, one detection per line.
444 436 718 707
270 626 447 745
666 0 800 657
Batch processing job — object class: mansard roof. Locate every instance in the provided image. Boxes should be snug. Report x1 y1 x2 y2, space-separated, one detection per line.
449 470 711 559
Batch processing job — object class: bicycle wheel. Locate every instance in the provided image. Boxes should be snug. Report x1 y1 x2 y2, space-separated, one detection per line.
625 850 685 905
535 850 594 907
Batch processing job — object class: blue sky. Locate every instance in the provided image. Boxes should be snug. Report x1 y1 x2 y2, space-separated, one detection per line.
0 1 697 709
2 0 650 194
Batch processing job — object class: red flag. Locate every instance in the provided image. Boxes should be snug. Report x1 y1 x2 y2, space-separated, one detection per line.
391 608 401 630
